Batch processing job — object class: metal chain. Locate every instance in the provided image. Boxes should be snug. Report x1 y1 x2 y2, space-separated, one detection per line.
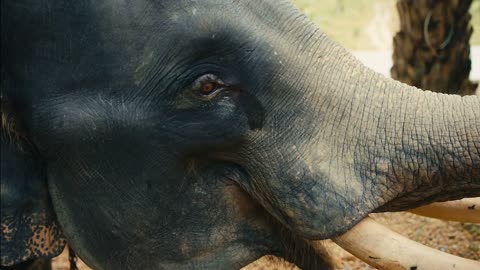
68 246 79 270
423 10 454 51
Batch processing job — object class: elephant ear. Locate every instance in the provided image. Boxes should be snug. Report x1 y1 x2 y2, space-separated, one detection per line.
1 99 66 266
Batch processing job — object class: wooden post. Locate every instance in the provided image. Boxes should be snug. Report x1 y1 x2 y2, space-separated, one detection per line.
391 0 478 95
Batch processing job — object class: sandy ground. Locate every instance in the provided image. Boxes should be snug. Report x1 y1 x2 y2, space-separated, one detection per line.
51 212 479 270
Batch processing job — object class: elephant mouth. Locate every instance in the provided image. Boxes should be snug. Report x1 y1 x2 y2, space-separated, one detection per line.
225 157 480 268
228 166 480 269
302 198 480 269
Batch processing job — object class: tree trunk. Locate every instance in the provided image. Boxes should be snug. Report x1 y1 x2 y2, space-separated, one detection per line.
391 0 478 95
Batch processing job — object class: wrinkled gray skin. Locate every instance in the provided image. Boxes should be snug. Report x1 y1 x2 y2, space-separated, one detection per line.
1 0 479 269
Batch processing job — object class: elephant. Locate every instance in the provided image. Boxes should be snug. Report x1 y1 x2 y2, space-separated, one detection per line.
1 0 479 269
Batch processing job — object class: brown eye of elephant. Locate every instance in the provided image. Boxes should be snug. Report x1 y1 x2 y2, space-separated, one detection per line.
193 74 225 98
201 82 217 94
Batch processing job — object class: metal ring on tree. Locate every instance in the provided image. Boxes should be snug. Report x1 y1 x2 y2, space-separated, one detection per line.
423 10 455 50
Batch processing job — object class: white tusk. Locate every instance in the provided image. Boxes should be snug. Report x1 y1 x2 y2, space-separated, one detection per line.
409 198 480 223
309 216 480 270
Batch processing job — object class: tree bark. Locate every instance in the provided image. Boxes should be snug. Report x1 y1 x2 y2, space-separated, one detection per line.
391 0 478 95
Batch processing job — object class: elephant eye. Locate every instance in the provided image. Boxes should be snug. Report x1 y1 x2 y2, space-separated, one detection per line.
192 74 225 99
201 81 217 94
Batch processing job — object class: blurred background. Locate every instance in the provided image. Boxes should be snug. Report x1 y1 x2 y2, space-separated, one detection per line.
293 0 479 49
292 0 480 82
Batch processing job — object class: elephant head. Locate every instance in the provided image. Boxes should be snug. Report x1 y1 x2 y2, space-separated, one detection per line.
1 0 479 269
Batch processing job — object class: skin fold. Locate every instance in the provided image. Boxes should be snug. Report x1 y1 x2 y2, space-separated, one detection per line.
1 0 479 269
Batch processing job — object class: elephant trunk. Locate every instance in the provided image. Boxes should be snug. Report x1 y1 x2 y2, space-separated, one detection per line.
303 34 480 213
254 16 480 270
354 66 480 212
247 31 480 240
293 37 480 269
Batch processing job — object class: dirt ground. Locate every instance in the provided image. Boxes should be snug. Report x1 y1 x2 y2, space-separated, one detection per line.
51 212 479 270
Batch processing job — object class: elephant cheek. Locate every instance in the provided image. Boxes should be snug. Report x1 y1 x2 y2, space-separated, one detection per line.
223 184 272 231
